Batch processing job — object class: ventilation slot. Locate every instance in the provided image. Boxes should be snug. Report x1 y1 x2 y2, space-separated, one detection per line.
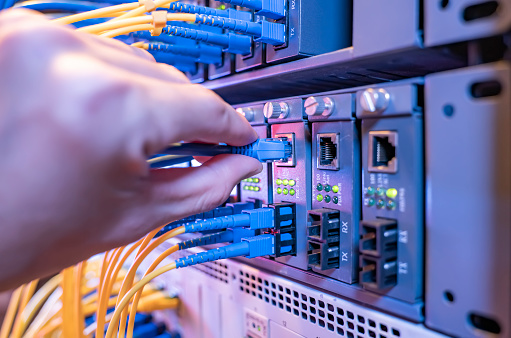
470 80 502 98
237 268 402 337
463 1 499 22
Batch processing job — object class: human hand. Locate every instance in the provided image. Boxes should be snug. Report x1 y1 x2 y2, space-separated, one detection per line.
0 10 261 290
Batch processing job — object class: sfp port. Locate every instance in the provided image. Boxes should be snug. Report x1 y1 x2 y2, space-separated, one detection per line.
307 209 340 270
308 241 340 270
359 219 398 258
275 133 296 167
317 133 340 171
368 131 398 173
360 255 397 291
268 202 296 257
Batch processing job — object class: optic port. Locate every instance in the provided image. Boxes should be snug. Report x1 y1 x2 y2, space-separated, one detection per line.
307 209 340 270
368 131 398 173
317 133 340 171
359 219 398 258
360 255 397 291
267 202 296 257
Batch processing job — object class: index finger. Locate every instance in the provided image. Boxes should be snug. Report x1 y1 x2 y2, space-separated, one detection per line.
142 82 258 153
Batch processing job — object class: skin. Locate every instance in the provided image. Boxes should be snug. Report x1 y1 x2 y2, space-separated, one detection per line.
0 10 262 291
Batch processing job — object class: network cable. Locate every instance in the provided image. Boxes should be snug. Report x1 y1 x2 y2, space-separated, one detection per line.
105 234 275 338
156 138 292 164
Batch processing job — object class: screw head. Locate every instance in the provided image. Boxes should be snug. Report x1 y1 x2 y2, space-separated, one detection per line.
236 107 254 122
304 96 335 116
264 102 289 119
360 88 390 114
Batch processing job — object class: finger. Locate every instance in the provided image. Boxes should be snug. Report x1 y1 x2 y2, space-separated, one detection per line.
141 82 258 154
145 154 262 224
0 10 190 84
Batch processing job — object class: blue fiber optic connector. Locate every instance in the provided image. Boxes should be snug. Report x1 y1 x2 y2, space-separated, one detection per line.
219 0 286 19
194 14 285 46
184 208 274 233
169 2 252 20
162 26 252 55
160 138 292 163
146 43 223 65
175 234 274 268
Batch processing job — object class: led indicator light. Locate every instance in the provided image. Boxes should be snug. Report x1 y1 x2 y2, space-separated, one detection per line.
332 185 339 193
249 186 255 191
276 179 282 185
283 188 289 195
277 188 282 194
247 178 254 183
316 194 323 202
386 188 398 199
324 195 331 203
316 183 323 191
376 199 385 208
324 185 331 192
289 189 295 196
366 187 375 195
387 200 396 209
254 187 261 192
376 187 386 196
367 198 375 206
283 179 289 186
289 180 296 186
253 178 260 183
243 186 249 190
333 196 339 204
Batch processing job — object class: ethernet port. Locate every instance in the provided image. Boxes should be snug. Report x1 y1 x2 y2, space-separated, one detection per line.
317 133 340 171
368 131 398 173
275 133 296 167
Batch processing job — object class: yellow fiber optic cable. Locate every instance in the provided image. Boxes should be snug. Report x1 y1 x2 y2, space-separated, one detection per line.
104 262 177 338
52 2 139 25
17 275 61 337
0 286 23 338
34 317 62 338
100 24 154 38
10 280 39 338
112 227 184 338
97 227 163 338
80 13 196 35
126 244 179 338
111 0 176 21
131 41 146 48
60 267 76 338
22 287 62 338
74 261 86 338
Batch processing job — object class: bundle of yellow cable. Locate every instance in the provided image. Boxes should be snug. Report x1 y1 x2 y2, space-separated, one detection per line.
51 0 199 38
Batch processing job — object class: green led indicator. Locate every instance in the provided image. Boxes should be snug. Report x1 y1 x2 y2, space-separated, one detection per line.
283 179 289 186
253 178 260 183
249 186 255 191
219 4 226 9
258 326 261 332
386 188 398 199
283 188 289 195
366 186 375 195
276 179 282 185
324 195 331 203
324 185 331 192
247 178 253 183
333 196 339 204
243 186 249 190
289 189 295 196
332 185 339 193
376 199 385 208
277 188 282 194
289 180 296 187
254 187 261 192
316 183 323 191
387 200 396 209
376 187 386 196
367 198 375 206
316 194 323 202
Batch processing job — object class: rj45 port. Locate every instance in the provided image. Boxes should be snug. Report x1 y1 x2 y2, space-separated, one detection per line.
317 133 340 170
368 131 397 173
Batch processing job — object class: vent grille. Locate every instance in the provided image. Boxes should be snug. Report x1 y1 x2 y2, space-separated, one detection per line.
238 268 401 338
